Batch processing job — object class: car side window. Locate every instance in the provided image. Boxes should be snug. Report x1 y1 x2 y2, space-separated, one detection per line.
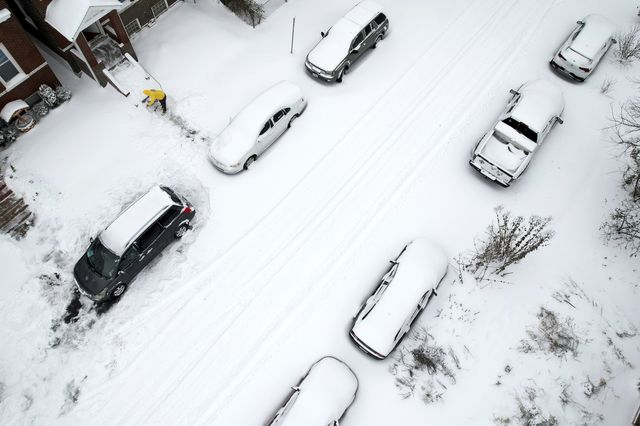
273 109 286 123
135 222 163 251
260 120 272 136
352 32 364 49
158 205 181 228
120 245 140 269
284 107 291 115
363 22 374 37
374 13 386 26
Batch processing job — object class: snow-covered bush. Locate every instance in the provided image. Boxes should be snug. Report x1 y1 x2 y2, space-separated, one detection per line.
221 0 264 27
390 327 459 403
462 206 554 280
519 307 580 358
614 25 640 64
55 85 72 103
0 125 17 147
32 103 49 120
38 84 58 108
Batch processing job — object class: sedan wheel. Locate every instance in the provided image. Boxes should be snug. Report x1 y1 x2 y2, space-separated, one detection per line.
288 114 299 129
244 155 257 170
336 67 345 83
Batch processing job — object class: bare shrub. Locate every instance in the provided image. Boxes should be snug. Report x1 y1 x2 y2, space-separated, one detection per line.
519 307 579 358
602 148 640 255
516 386 558 426
59 379 83 415
220 0 264 27
614 25 640 64
611 99 640 150
463 207 554 280
390 327 459 403
582 377 607 398
600 78 616 95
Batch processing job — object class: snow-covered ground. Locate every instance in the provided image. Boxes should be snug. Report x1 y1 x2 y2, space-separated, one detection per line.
1 0 639 424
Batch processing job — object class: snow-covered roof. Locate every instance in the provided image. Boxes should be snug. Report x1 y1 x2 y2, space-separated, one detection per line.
571 14 617 60
0 100 29 123
278 357 358 426
209 81 303 166
45 0 123 41
306 1 384 71
0 8 11 24
351 238 448 358
511 79 564 133
99 186 174 256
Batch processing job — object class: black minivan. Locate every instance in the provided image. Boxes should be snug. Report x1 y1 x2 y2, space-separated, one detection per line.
73 186 195 301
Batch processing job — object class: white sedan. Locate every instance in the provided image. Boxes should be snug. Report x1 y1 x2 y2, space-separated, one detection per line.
208 81 307 173
550 14 617 82
268 357 358 426
469 80 564 187
350 238 448 360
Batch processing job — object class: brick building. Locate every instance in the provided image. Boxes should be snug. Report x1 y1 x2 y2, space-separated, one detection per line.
0 2 60 113
6 0 181 90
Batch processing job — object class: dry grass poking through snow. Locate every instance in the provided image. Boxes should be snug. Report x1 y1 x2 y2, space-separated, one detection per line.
460 206 554 282
390 327 461 404
519 307 580 359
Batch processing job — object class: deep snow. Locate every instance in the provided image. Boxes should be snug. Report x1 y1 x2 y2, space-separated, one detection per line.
1 0 639 425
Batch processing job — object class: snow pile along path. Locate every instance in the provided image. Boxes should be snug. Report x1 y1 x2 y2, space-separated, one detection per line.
70 0 560 423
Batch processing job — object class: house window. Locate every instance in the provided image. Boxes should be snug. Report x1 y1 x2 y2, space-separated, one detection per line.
125 19 141 36
151 0 169 18
0 46 24 87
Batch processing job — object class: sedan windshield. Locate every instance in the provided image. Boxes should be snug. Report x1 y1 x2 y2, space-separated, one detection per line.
86 239 119 279
503 117 538 142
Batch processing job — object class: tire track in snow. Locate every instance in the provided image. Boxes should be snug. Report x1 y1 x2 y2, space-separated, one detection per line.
69 0 559 423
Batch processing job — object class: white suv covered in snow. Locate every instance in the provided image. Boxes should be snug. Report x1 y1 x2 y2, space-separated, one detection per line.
469 80 565 187
350 239 448 359
268 357 358 426
550 14 617 82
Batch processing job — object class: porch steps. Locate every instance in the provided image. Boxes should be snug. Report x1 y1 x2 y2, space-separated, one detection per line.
0 181 34 239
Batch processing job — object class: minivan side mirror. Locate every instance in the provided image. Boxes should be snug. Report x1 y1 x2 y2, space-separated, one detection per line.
576 20 584 25
509 89 519 96
556 116 564 125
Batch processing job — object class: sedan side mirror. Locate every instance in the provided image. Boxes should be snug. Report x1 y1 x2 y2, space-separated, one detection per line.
321 31 326 38
509 89 519 96
576 20 584 25
90 237 94 243
556 116 564 125
433 288 438 296
612 38 618 44
291 386 300 391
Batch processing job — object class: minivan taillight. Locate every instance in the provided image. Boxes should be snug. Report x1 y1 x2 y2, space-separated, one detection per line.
182 206 193 214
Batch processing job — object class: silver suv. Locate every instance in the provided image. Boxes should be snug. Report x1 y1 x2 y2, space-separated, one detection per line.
305 1 389 83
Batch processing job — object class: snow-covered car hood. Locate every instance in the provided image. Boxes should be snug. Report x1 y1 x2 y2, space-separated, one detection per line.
307 20 360 71
208 126 255 167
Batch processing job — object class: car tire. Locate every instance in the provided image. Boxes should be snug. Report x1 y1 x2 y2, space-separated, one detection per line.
337 67 346 83
372 34 383 48
244 155 257 170
287 114 299 129
110 283 127 299
175 222 189 238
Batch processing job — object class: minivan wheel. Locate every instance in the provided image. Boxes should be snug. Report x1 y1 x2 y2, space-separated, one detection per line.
244 155 257 170
287 114 299 129
111 283 127 299
175 223 189 238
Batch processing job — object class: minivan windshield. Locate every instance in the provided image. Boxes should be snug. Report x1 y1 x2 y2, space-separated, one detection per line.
86 239 119 279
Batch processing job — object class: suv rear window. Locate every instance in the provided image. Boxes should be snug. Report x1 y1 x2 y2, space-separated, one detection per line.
374 13 386 26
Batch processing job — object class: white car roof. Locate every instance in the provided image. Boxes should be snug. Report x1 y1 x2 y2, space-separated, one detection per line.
99 186 174 256
209 81 303 165
351 239 448 357
571 14 617 60
511 79 564 133
278 357 358 426
306 1 383 71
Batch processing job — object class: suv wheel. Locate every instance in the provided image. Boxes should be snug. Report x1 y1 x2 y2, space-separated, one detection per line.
244 155 257 170
175 223 189 238
372 34 383 48
111 283 127 299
